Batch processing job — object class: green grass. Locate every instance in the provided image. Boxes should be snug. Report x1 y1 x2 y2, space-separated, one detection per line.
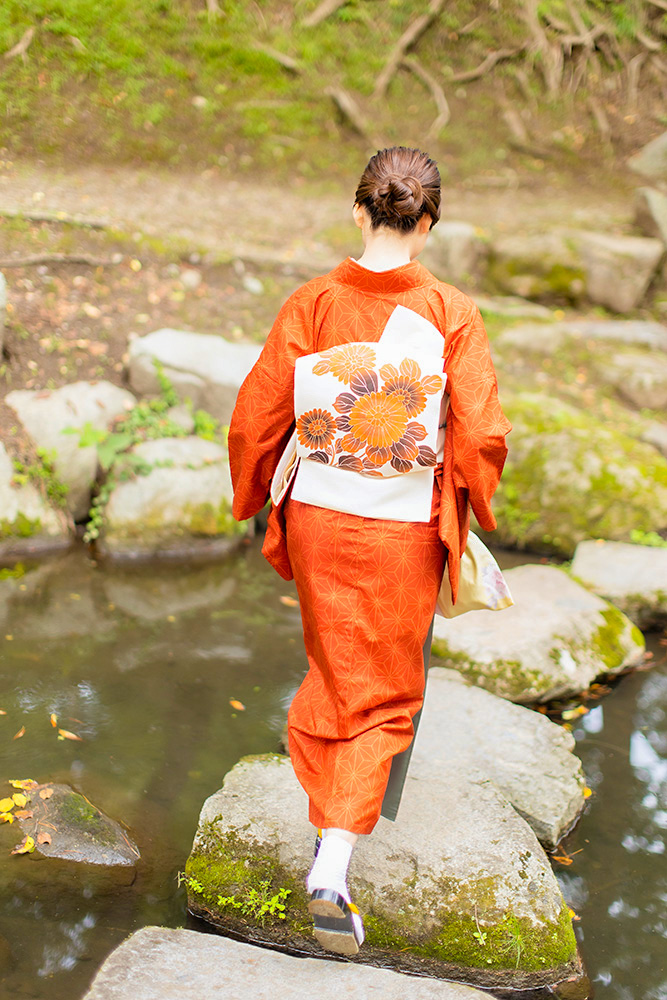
0 0 661 180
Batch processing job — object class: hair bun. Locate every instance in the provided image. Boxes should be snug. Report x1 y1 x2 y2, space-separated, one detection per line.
373 174 424 219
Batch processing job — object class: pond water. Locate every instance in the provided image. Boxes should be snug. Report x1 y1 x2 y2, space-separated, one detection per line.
0 541 664 1000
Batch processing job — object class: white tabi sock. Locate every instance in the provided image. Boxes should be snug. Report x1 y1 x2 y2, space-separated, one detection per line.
307 833 364 943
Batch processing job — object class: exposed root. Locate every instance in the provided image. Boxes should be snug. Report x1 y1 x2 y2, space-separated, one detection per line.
401 56 450 137
325 86 383 147
586 96 612 142
449 47 523 84
206 0 222 19
0 253 116 267
0 209 110 229
2 26 35 62
302 0 347 29
373 0 445 100
253 43 301 74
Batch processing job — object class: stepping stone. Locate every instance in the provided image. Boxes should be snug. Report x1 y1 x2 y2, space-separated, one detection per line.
82 926 495 999
412 668 586 848
432 565 645 703
184 754 580 991
128 329 261 425
571 539 667 629
0 441 72 559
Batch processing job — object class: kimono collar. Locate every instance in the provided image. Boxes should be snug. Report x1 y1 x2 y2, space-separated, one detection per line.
331 257 431 293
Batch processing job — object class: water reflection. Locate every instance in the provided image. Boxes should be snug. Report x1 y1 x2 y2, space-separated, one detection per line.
0 543 665 999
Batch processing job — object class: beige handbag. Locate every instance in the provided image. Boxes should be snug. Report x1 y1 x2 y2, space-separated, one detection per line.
436 531 514 618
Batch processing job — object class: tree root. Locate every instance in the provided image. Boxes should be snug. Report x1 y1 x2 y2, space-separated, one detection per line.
3 26 35 62
252 43 301 73
0 253 117 268
401 56 450 137
449 47 523 83
373 0 445 100
325 86 383 147
0 209 110 230
302 0 347 29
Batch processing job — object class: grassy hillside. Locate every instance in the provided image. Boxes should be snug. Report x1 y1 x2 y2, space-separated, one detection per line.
0 0 665 183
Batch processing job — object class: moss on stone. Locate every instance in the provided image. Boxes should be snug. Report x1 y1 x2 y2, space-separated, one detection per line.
431 641 547 701
590 606 643 670
184 498 245 537
0 513 42 539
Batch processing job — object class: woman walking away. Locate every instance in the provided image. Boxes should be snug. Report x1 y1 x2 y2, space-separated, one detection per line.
228 146 511 956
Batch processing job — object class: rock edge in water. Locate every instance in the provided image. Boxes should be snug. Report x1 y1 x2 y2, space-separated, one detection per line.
185 754 580 991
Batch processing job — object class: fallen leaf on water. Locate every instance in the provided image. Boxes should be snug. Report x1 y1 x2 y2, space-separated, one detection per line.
583 787 593 799
9 779 37 790
11 835 35 855
568 907 581 921
561 706 588 720
0 709 6 715
39 787 54 800
12 793 27 808
13 809 33 820
279 595 299 607
37 832 52 846
0 813 14 824
57 728 83 742
552 854 573 865
50 713 58 728
229 699 245 711
0 798 14 812
13 726 25 740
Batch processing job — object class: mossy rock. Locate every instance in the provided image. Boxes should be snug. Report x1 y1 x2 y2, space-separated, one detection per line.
487 232 586 304
432 565 645 703
184 755 581 990
493 393 667 557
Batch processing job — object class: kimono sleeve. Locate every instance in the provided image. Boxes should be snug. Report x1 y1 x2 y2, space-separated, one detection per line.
444 302 511 532
228 287 316 521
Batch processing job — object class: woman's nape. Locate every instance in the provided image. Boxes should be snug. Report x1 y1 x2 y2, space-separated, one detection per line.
352 202 431 272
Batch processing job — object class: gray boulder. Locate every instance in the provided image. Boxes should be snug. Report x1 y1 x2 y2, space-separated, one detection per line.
628 131 667 182
635 187 667 245
488 231 586 303
83 926 496 1000
14 782 139 866
597 347 667 411
499 318 667 354
472 294 553 319
571 539 667 629
98 436 248 560
493 393 667 556
422 221 489 287
575 231 664 313
6 381 136 520
0 441 72 558
185 755 579 989
431 565 645 703
413 668 586 847
128 329 261 425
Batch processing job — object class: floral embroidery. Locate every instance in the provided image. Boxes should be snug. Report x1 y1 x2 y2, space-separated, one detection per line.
297 408 336 450
301 348 444 476
313 343 376 384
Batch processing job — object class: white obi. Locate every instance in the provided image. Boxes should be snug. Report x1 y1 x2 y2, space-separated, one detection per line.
275 305 446 523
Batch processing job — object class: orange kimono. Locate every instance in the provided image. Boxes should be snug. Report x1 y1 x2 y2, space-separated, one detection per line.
228 257 510 835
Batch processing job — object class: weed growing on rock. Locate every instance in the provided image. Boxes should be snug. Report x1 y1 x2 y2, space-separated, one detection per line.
177 871 291 927
11 447 69 509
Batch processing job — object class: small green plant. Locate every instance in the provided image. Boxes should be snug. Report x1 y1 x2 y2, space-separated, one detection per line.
629 529 667 549
177 872 291 927
64 362 223 542
0 563 25 581
472 905 487 947
11 448 69 508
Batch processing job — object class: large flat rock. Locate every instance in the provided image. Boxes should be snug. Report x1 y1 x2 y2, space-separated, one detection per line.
128 329 261 425
412 668 585 848
498 318 667 354
575 231 664 313
628 130 667 182
82 926 495 1000
571 539 667 629
491 392 667 557
185 755 579 990
98 436 248 561
6 380 136 520
432 565 645 703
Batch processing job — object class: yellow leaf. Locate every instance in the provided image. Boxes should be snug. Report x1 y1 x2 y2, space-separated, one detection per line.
229 699 245 711
11 835 35 855
562 706 588 720
0 797 14 812
39 787 53 800
50 713 58 728
13 726 25 740
57 728 83 741
0 812 14 824
279 595 299 607
11 793 27 808
583 787 593 799
0 709 6 715
8 779 37 790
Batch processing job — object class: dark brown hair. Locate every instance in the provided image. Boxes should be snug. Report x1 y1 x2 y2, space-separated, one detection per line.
354 146 441 233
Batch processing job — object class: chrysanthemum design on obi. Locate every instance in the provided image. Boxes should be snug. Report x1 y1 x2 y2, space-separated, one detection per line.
295 343 445 478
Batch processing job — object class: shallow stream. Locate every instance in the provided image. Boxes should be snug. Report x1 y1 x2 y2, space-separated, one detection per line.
0 542 664 1000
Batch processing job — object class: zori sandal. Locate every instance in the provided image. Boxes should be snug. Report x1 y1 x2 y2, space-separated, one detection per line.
314 828 322 857
308 888 364 956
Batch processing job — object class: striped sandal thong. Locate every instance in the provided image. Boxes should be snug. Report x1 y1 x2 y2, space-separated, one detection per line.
308 887 364 956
